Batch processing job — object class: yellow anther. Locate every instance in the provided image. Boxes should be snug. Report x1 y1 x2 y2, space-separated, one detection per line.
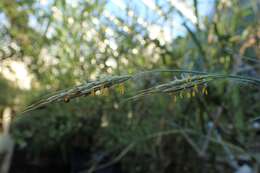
202 86 208 95
100 85 105 95
173 95 177 103
103 87 109 96
202 87 205 94
194 84 199 92
205 88 208 95
187 92 191 98
118 83 125 95
192 90 196 97
90 89 95 96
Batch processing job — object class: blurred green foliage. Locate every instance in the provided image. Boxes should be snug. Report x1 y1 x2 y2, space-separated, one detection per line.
0 0 260 172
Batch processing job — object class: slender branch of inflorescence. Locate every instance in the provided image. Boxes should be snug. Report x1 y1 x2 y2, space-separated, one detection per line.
20 69 260 114
20 75 131 114
127 71 260 100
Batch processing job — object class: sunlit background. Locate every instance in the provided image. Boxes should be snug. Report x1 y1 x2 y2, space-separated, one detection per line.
0 0 217 90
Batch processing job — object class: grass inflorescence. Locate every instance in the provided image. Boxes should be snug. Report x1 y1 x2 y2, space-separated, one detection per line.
20 69 260 114
21 75 131 114
128 72 260 100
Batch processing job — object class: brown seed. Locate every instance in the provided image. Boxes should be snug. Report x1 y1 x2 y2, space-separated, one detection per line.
64 96 70 103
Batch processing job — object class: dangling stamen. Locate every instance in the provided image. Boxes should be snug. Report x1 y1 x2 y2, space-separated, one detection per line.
192 90 196 97
118 83 125 95
100 85 105 96
172 94 177 103
187 92 191 98
205 88 208 95
91 89 95 96
194 84 199 93
202 85 208 95
103 87 109 96
179 91 183 98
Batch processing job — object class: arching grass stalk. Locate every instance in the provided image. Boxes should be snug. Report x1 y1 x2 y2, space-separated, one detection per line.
135 69 260 85
20 69 260 114
21 75 131 114
128 73 260 100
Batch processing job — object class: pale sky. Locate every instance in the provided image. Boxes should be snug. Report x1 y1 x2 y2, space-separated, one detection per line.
0 0 215 90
